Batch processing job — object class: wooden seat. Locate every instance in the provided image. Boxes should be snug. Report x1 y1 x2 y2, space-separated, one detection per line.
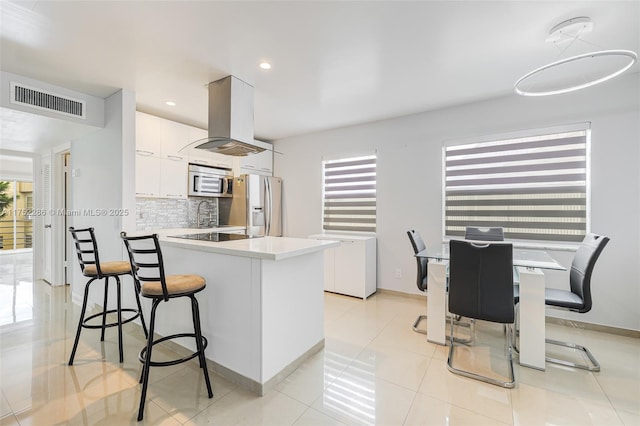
82 260 132 276
140 274 206 297
67 227 147 365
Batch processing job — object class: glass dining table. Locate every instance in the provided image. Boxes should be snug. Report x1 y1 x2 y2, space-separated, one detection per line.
415 242 566 371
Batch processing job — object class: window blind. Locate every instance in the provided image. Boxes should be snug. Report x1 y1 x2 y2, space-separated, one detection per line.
444 129 589 242
323 155 376 232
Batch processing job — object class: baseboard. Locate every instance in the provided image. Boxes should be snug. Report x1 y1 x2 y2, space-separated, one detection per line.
376 287 426 301
545 317 640 339
376 288 639 339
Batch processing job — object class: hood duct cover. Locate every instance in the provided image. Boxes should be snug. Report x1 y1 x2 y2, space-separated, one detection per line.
193 75 264 156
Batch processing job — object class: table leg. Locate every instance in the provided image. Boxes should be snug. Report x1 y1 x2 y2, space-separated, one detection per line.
517 266 546 370
427 260 448 345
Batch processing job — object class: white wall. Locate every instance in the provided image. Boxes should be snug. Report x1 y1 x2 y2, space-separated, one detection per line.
1 71 105 129
0 155 33 181
274 72 640 332
69 89 136 306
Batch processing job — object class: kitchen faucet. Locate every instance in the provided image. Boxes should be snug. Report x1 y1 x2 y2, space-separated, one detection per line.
196 200 214 228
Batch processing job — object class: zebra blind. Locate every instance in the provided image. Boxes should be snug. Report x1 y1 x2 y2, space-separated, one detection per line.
444 129 589 242
323 155 376 232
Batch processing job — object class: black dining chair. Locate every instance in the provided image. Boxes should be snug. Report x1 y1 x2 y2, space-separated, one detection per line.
447 239 516 388
407 229 472 340
465 225 521 307
407 230 428 334
464 226 505 242
121 232 213 421
544 233 610 371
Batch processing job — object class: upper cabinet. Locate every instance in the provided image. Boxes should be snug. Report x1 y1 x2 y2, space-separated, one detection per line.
136 112 233 199
187 127 233 169
236 140 273 176
136 112 272 200
135 154 161 197
161 120 190 161
135 112 162 156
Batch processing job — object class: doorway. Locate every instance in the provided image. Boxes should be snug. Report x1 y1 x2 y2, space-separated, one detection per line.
47 149 71 286
0 180 34 252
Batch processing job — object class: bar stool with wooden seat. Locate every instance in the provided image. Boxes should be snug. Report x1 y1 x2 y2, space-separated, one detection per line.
120 232 213 421
68 227 147 365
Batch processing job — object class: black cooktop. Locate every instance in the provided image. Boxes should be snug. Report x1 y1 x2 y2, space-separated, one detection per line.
168 232 263 242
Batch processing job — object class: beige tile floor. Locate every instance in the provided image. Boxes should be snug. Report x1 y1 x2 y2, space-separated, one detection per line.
1 250 639 425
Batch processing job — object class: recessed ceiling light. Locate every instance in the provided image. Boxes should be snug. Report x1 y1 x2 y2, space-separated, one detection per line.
259 62 272 70
165 101 177 106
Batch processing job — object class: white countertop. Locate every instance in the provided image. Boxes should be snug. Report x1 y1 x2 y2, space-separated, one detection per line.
159 233 339 261
308 233 376 241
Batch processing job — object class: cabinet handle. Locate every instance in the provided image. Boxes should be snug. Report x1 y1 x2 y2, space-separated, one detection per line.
260 167 271 171
243 164 256 169
167 155 184 161
136 150 154 156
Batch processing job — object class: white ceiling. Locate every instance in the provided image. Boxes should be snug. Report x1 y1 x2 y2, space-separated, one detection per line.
1 0 638 153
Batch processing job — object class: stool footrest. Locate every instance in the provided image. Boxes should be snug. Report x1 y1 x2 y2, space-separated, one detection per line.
82 308 142 329
139 333 208 367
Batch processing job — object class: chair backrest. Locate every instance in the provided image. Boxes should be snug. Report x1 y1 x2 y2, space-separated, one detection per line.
120 232 169 301
569 233 610 313
407 229 428 292
448 240 514 324
465 226 504 241
69 227 103 277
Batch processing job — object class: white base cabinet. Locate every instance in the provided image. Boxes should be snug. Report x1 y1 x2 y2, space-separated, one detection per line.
309 234 376 299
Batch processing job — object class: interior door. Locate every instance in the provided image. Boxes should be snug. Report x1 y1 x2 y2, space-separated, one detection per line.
63 152 71 284
41 155 53 283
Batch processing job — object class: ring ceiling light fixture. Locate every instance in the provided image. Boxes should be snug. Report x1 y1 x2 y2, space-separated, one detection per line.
514 17 638 96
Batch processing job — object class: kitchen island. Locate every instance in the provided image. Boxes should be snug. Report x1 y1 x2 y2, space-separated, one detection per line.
147 230 339 395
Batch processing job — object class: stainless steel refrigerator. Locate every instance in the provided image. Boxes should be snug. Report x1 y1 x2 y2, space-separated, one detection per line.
225 174 282 236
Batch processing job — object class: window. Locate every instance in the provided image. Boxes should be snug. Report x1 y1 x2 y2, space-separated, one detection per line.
323 155 376 232
444 126 589 243
0 180 34 250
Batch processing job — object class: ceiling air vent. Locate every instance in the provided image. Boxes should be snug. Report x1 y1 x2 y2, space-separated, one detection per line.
10 81 86 119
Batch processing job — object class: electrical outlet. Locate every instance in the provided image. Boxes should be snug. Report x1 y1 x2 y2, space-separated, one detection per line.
395 268 402 279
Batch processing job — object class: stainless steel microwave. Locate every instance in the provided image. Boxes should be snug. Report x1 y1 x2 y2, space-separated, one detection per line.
188 164 233 198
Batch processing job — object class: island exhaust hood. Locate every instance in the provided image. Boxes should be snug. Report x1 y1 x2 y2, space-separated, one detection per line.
193 75 265 156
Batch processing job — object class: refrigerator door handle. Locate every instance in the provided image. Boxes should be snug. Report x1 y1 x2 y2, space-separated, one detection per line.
265 178 271 236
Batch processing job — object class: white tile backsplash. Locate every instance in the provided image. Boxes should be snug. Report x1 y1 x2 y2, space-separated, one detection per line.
136 197 218 231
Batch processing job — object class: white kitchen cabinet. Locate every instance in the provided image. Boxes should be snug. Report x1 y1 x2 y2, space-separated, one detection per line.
136 112 188 199
237 140 273 176
161 119 189 160
309 234 377 299
160 157 188 198
136 112 162 156
187 127 233 169
135 153 161 197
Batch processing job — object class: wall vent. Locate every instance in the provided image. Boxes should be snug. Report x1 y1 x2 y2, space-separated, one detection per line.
10 81 86 119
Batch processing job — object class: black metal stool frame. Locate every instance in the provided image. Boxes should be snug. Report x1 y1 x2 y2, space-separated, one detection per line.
121 232 213 421
68 227 148 365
